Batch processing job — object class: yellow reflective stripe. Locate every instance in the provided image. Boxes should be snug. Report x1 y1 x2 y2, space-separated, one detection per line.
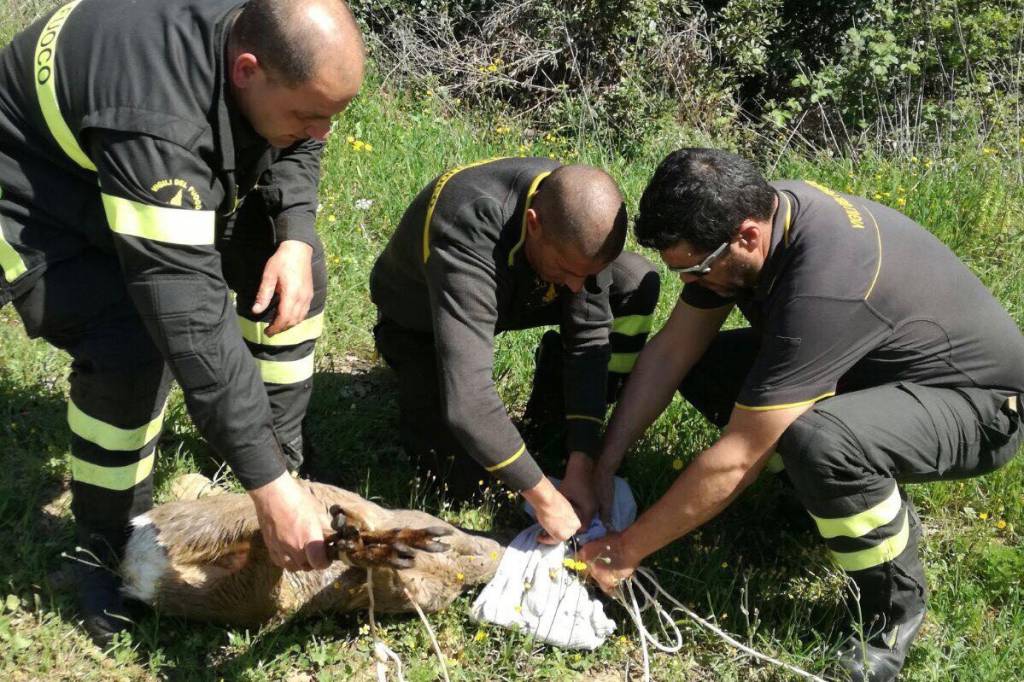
612 313 654 337
68 398 165 452
34 1 95 172
780 192 792 246
863 206 882 300
566 414 603 425
71 452 155 491
238 312 324 347
734 391 836 412
506 171 552 267
0 207 27 282
102 194 215 245
609 352 639 374
811 484 901 539
485 443 526 472
257 353 315 384
765 452 786 473
830 510 910 572
422 158 506 263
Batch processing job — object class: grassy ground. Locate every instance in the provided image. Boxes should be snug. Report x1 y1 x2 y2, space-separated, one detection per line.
3 6 1024 681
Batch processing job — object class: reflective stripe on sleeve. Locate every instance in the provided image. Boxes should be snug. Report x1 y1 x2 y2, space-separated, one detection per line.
71 452 155 491
0 205 27 282
829 509 910 572
102 193 215 245
612 314 654 337
34 0 95 172
485 443 526 473
608 351 639 374
238 312 324 346
257 352 315 384
810 483 902 539
68 398 165 452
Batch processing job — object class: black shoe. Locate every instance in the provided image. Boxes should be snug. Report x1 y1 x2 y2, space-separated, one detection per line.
76 561 132 648
837 609 925 681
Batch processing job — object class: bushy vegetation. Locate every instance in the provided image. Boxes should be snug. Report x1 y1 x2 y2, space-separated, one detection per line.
1 1 1023 680
355 0 1024 158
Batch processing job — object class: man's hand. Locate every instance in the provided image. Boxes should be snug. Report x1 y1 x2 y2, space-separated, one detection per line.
577 531 640 594
252 240 314 336
249 471 331 571
558 451 597 527
522 476 582 544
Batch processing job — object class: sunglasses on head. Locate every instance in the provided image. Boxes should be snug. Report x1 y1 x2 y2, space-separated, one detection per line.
667 240 729 275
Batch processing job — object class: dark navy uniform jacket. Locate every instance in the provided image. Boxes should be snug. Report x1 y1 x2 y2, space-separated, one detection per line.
0 0 324 488
683 180 1024 412
371 158 614 491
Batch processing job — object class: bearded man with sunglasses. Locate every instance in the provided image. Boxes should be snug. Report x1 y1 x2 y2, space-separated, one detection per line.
576 148 1024 681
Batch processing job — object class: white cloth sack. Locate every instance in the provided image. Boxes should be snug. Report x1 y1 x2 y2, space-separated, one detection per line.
470 477 637 650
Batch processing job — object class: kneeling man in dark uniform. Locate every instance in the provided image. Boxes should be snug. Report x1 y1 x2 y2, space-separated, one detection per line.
578 148 1024 681
371 157 660 544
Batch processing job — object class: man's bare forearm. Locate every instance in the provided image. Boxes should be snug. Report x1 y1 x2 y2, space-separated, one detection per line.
618 433 769 563
598 301 733 474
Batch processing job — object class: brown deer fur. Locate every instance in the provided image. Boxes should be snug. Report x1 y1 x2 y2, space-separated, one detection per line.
120 476 503 627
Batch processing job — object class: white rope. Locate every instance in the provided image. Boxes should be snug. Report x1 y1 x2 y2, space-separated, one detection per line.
365 568 406 682
613 567 825 682
402 587 452 682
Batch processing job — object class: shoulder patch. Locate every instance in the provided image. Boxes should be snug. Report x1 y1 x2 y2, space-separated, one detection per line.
150 179 203 210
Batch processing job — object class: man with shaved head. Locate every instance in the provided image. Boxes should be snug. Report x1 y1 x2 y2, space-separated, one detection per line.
0 0 363 644
371 158 660 542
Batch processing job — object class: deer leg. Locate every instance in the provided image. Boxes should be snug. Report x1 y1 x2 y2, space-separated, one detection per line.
325 505 452 569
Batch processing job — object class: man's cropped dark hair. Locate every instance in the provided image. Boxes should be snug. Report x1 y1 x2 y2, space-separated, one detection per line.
635 148 776 252
233 0 324 86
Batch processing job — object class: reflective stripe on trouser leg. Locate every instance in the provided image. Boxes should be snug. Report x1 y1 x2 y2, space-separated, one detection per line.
67 361 171 552
607 253 660 402
238 303 322 469
802 481 927 623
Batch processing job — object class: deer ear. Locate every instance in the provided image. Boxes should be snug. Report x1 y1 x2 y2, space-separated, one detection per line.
210 543 252 575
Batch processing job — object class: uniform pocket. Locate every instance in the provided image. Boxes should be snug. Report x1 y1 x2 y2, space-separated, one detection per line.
128 275 222 392
980 395 1021 467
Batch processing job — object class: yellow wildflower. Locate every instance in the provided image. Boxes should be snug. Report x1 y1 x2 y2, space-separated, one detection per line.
474 629 487 642
562 558 587 572
364 143 373 152
997 520 1008 529
672 458 683 470
456 572 465 581
979 512 989 520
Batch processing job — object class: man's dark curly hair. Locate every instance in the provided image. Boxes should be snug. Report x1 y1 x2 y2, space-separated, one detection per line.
635 148 776 252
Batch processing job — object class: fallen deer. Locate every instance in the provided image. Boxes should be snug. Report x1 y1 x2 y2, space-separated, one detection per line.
119 475 503 627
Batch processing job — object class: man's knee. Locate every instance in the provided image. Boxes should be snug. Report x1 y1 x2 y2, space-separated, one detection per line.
609 251 660 316
777 407 867 497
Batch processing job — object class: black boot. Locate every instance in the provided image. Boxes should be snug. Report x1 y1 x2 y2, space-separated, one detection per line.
838 503 927 681
520 330 565 459
837 608 925 681
73 533 134 648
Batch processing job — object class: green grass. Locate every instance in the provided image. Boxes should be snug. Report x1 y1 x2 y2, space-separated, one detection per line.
4 6 1024 680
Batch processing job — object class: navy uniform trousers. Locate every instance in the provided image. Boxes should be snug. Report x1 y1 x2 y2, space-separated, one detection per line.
9 195 326 555
681 327 1023 629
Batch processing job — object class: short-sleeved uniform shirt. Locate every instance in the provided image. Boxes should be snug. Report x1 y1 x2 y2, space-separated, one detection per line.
682 180 1024 411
